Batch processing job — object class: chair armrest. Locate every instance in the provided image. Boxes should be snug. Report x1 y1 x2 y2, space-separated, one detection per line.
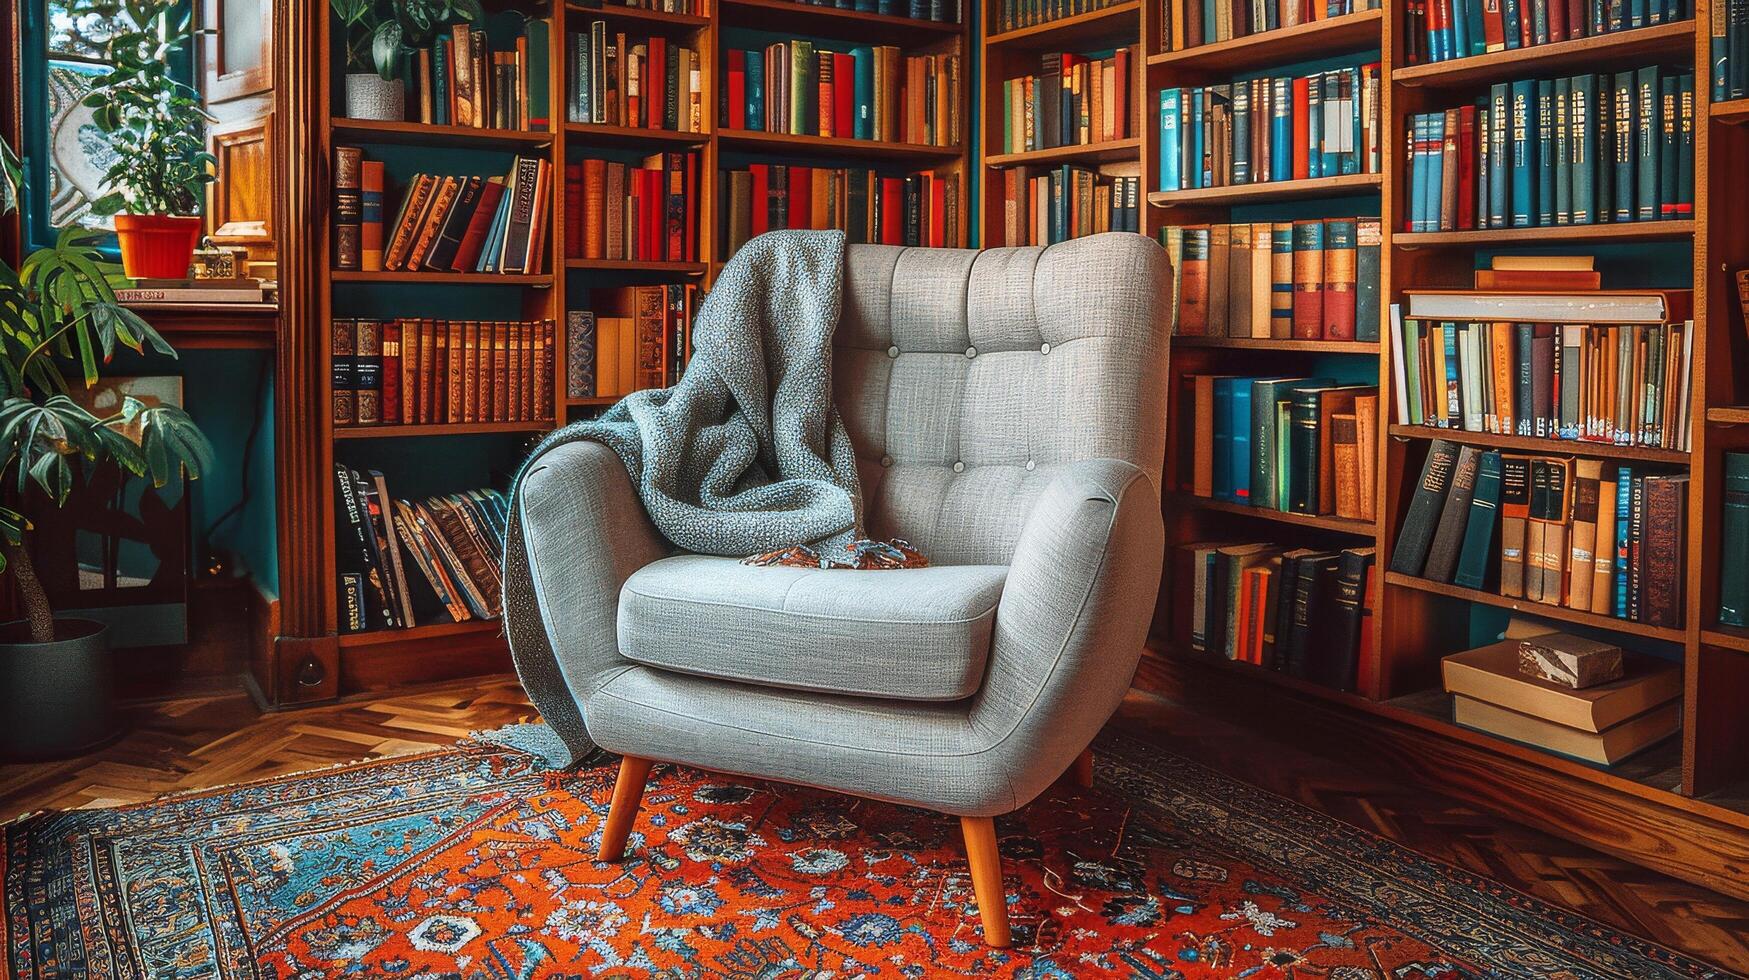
967 458 1164 808
504 439 670 764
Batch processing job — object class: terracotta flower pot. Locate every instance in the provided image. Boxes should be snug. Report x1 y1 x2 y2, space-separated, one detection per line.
113 213 203 280
0 618 117 761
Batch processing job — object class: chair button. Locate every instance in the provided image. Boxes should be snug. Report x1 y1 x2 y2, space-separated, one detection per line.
887 345 899 358
880 454 893 467
1040 342 1051 354
965 346 977 358
1025 459 1036 471
953 461 965 473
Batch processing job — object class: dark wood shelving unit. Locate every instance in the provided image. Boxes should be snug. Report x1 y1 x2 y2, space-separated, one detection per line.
983 137 1144 168
1383 572 1688 644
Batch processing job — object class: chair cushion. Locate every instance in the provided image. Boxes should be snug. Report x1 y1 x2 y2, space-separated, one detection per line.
617 555 1007 701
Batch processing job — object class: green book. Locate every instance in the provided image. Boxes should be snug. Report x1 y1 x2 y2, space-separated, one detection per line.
1454 450 1504 590
1571 73 1595 225
1536 79 1555 226
1659 74 1679 219
1286 388 1325 514
1251 378 1332 511
525 18 550 131
1554 76 1571 225
790 40 815 135
1636 66 1660 221
1403 316 1424 426
1678 73 1694 219
1613 71 1636 222
1596 72 1615 222
1720 453 1749 627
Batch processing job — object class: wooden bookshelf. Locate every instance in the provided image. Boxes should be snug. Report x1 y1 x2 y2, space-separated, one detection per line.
274 0 971 706
1395 220 1696 246
1171 335 1379 352
1390 19 1694 88
1147 172 1383 207
1144 8 1383 71
985 0 1142 48
1386 424 1692 464
983 136 1143 168
1170 492 1379 534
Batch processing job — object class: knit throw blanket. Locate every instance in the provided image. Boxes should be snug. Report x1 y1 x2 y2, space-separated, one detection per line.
500 229 878 763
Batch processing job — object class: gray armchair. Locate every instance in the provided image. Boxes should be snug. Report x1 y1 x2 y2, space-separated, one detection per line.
510 233 1169 947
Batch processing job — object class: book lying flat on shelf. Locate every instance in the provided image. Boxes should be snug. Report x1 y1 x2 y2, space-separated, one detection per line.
1452 694 1680 765
1441 640 1681 732
1404 289 1692 324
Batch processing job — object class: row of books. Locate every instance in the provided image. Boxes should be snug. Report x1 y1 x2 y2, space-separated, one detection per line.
994 49 1135 155
1174 540 1377 692
996 169 1142 246
725 45 962 147
719 167 964 254
1713 8 1749 100
564 285 698 400
1402 69 1695 233
996 0 1123 32
344 156 553 275
564 153 700 263
1404 0 1688 65
1159 0 1381 52
334 465 508 633
1390 316 1695 453
1391 440 1688 627
1177 376 1380 521
585 0 702 12
333 149 383 272
567 25 702 132
783 0 961 19
1157 66 1383 193
332 318 556 427
1164 218 1381 342
401 18 551 131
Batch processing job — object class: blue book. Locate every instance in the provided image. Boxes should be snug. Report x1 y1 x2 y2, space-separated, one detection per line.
1307 74 1325 178
745 49 765 131
1348 67 1363 175
1510 79 1538 227
1630 0 1647 26
1270 78 1293 182
1488 84 1509 228
433 41 450 125
1536 79 1556 226
1451 0 1470 63
1160 89 1182 191
1454 451 1504 591
1427 113 1447 232
1233 84 1252 184
1442 324 1461 422
1203 0 1218 48
1502 0 1523 48
1192 88 1206 190
1213 378 1236 500
1230 382 1253 504
878 0 897 13
852 47 873 140
477 195 510 272
1410 115 1430 232
1614 465 1633 617
1438 2 1456 60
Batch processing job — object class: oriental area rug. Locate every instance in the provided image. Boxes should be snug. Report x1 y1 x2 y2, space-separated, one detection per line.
1 725 1726 979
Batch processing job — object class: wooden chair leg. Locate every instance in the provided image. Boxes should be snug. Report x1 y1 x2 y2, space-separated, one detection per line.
1072 748 1094 788
597 755 654 861
960 816 1012 948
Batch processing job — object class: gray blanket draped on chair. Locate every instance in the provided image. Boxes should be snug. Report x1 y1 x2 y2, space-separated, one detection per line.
499 229 864 762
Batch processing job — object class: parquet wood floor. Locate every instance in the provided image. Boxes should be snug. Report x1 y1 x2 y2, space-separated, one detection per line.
2 678 1744 975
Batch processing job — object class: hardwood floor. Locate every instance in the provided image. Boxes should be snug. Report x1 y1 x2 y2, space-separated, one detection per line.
3 677 1745 975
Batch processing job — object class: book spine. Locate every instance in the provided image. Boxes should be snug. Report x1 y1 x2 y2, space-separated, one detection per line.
1390 438 1461 576
1322 218 1357 340
1326 548 1375 691
1637 66 1660 222
1639 475 1688 626
333 146 364 271
1291 220 1324 339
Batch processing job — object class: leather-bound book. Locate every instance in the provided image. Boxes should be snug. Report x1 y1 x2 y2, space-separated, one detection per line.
1533 457 1573 605
332 146 364 271
423 176 483 271
1321 218 1357 340
1567 459 1603 611
1248 224 1273 337
1639 474 1687 627
538 319 554 419
398 319 418 424
1291 219 1324 339
354 319 383 426
1270 222 1294 338
665 152 686 260
383 173 433 271
380 321 401 427
359 160 385 271
1331 413 1361 519
460 320 478 423
1325 547 1376 692
1355 217 1381 342
1206 223 1231 339
452 179 505 272
445 320 465 424
1284 550 1340 679
331 318 356 425
1226 223 1252 338
491 322 510 422
506 322 522 420
1389 438 1461 576
1178 226 1210 335
566 311 597 399
581 158 607 260
1318 385 1374 513
419 320 439 425
1423 443 1481 583
405 175 459 272
1355 392 1378 522
1454 450 1503 590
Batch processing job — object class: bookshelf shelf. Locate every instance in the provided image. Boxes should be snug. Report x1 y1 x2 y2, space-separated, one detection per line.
564 1 711 30
563 122 711 146
1702 628 1749 654
330 117 555 149
1144 9 1383 74
333 422 554 439
330 270 555 285
1170 492 1378 534
337 619 502 649
717 0 963 41
985 1 1142 48
1382 572 1688 644
1705 407 1749 425
1394 220 1696 246
1712 97 1749 123
718 128 963 161
1390 20 1695 89
1386 425 1691 465
567 395 620 406
1148 172 1382 206
984 137 1143 168
1172 335 1379 353
564 258 708 274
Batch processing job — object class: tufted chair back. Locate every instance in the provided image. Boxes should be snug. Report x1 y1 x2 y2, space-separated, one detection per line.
831 233 1170 567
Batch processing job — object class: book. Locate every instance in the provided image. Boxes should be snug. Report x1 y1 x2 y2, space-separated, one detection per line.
333 146 364 271
1451 694 1680 765
1442 640 1681 732
1423 444 1482 583
1390 438 1462 576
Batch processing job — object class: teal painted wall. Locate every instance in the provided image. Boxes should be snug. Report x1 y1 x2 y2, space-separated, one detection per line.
182 350 280 597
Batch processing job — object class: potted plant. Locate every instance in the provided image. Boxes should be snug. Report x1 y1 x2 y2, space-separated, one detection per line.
0 139 214 760
332 0 484 122
83 0 215 280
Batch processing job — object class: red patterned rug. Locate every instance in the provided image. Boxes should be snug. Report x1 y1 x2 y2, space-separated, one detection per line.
2 724 1727 978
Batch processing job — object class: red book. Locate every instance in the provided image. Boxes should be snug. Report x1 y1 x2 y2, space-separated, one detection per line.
563 163 582 258
644 167 663 260
929 174 946 248
1455 105 1476 231
664 152 684 261
818 54 834 138
727 49 747 130
381 320 401 424
454 180 507 271
582 159 606 259
1291 77 1310 181
750 163 770 236
789 166 812 230
1519 0 1532 47
1566 0 1584 41
833 53 855 142
627 172 643 259
1291 219 1323 339
1481 0 1506 51
1548 0 1567 41
526 160 551 275
1113 47 1130 140
879 176 904 245
647 36 666 129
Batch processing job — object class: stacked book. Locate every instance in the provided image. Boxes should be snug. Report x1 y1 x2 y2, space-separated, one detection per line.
1164 218 1381 341
995 48 1136 154
1714 7 1749 100
1403 68 1695 232
341 154 553 275
332 318 555 426
1405 0 1689 65
404 17 551 131
724 44 962 147
1157 66 1383 191
334 465 508 633
997 169 1141 245
997 0 1122 31
1390 439 1688 627
567 24 703 131
1441 634 1681 765
564 153 701 262
566 285 699 400
1175 376 1380 522
719 166 963 254
1172 540 1378 692
1160 0 1381 51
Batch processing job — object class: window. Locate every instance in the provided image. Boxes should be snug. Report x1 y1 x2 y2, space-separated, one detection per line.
19 0 196 250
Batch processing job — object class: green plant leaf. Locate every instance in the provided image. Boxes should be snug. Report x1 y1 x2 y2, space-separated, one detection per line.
373 21 405 79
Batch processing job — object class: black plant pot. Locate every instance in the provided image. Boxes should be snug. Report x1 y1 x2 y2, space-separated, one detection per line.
0 618 118 762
